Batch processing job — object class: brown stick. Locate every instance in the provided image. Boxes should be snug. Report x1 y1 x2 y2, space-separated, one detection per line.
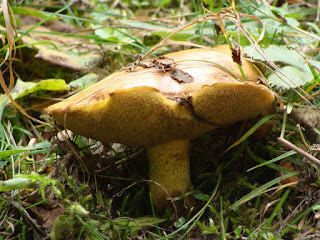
277 137 320 166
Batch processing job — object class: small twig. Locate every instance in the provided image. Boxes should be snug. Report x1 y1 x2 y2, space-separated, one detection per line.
277 137 320 166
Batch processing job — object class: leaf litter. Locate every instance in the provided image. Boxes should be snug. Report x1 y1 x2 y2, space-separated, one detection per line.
20 25 103 70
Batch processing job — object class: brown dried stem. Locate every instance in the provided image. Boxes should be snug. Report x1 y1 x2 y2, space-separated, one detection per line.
278 137 320 166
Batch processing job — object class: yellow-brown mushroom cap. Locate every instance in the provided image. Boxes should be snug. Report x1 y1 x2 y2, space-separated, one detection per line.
45 46 274 147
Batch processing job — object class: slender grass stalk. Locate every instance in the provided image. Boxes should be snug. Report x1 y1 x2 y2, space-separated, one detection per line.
223 115 275 155
220 197 226 240
149 193 162 237
257 189 290 239
231 173 296 209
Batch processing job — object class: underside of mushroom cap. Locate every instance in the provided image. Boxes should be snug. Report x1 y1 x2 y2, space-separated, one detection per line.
192 81 275 125
46 86 214 147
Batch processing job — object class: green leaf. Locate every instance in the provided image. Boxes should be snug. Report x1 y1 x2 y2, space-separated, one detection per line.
93 26 133 44
223 115 275 154
0 141 51 158
111 216 165 232
247 150 297 172
244 45 320 90
244 45 307 69
11 7 57 20
154 28 214 41
268 66 314 90
174 217 187 229
119 20 171 31
0 161 7 167
13 79 70 99
51 215 75 240
193 191 210 201
232 172 297 209
17 172 62 198
68 73 99 89
0 178 34 191
0 79 70 106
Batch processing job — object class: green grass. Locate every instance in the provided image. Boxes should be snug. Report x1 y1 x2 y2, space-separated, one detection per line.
1 0 320 239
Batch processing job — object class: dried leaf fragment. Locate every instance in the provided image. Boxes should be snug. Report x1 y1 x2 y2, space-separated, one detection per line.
231 46 242 65
170 69 194 83
123 55 176 72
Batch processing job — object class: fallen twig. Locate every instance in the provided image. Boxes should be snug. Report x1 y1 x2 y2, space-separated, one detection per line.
277 137 320 166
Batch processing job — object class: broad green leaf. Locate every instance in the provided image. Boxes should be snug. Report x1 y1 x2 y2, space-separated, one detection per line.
263 18 299 35
0 95 10 108
93 26 133 44
244 45 307 69
143 34 162 46
0 79 69 106
68 73 99 89
244 45 320 90
268 66 314 90
119 20 171 31
246 1 301 25
193 191 210 201
13 79 70 99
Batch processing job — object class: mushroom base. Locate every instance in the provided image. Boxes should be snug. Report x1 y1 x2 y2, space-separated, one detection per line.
148 139 191 210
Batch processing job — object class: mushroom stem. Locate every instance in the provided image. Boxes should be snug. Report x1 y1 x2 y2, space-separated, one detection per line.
148 139 191 210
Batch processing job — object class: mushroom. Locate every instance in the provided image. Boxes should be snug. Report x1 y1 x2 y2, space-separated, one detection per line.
45 45 274 210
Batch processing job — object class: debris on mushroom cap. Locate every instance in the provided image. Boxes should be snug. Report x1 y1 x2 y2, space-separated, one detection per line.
165 44 262 82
